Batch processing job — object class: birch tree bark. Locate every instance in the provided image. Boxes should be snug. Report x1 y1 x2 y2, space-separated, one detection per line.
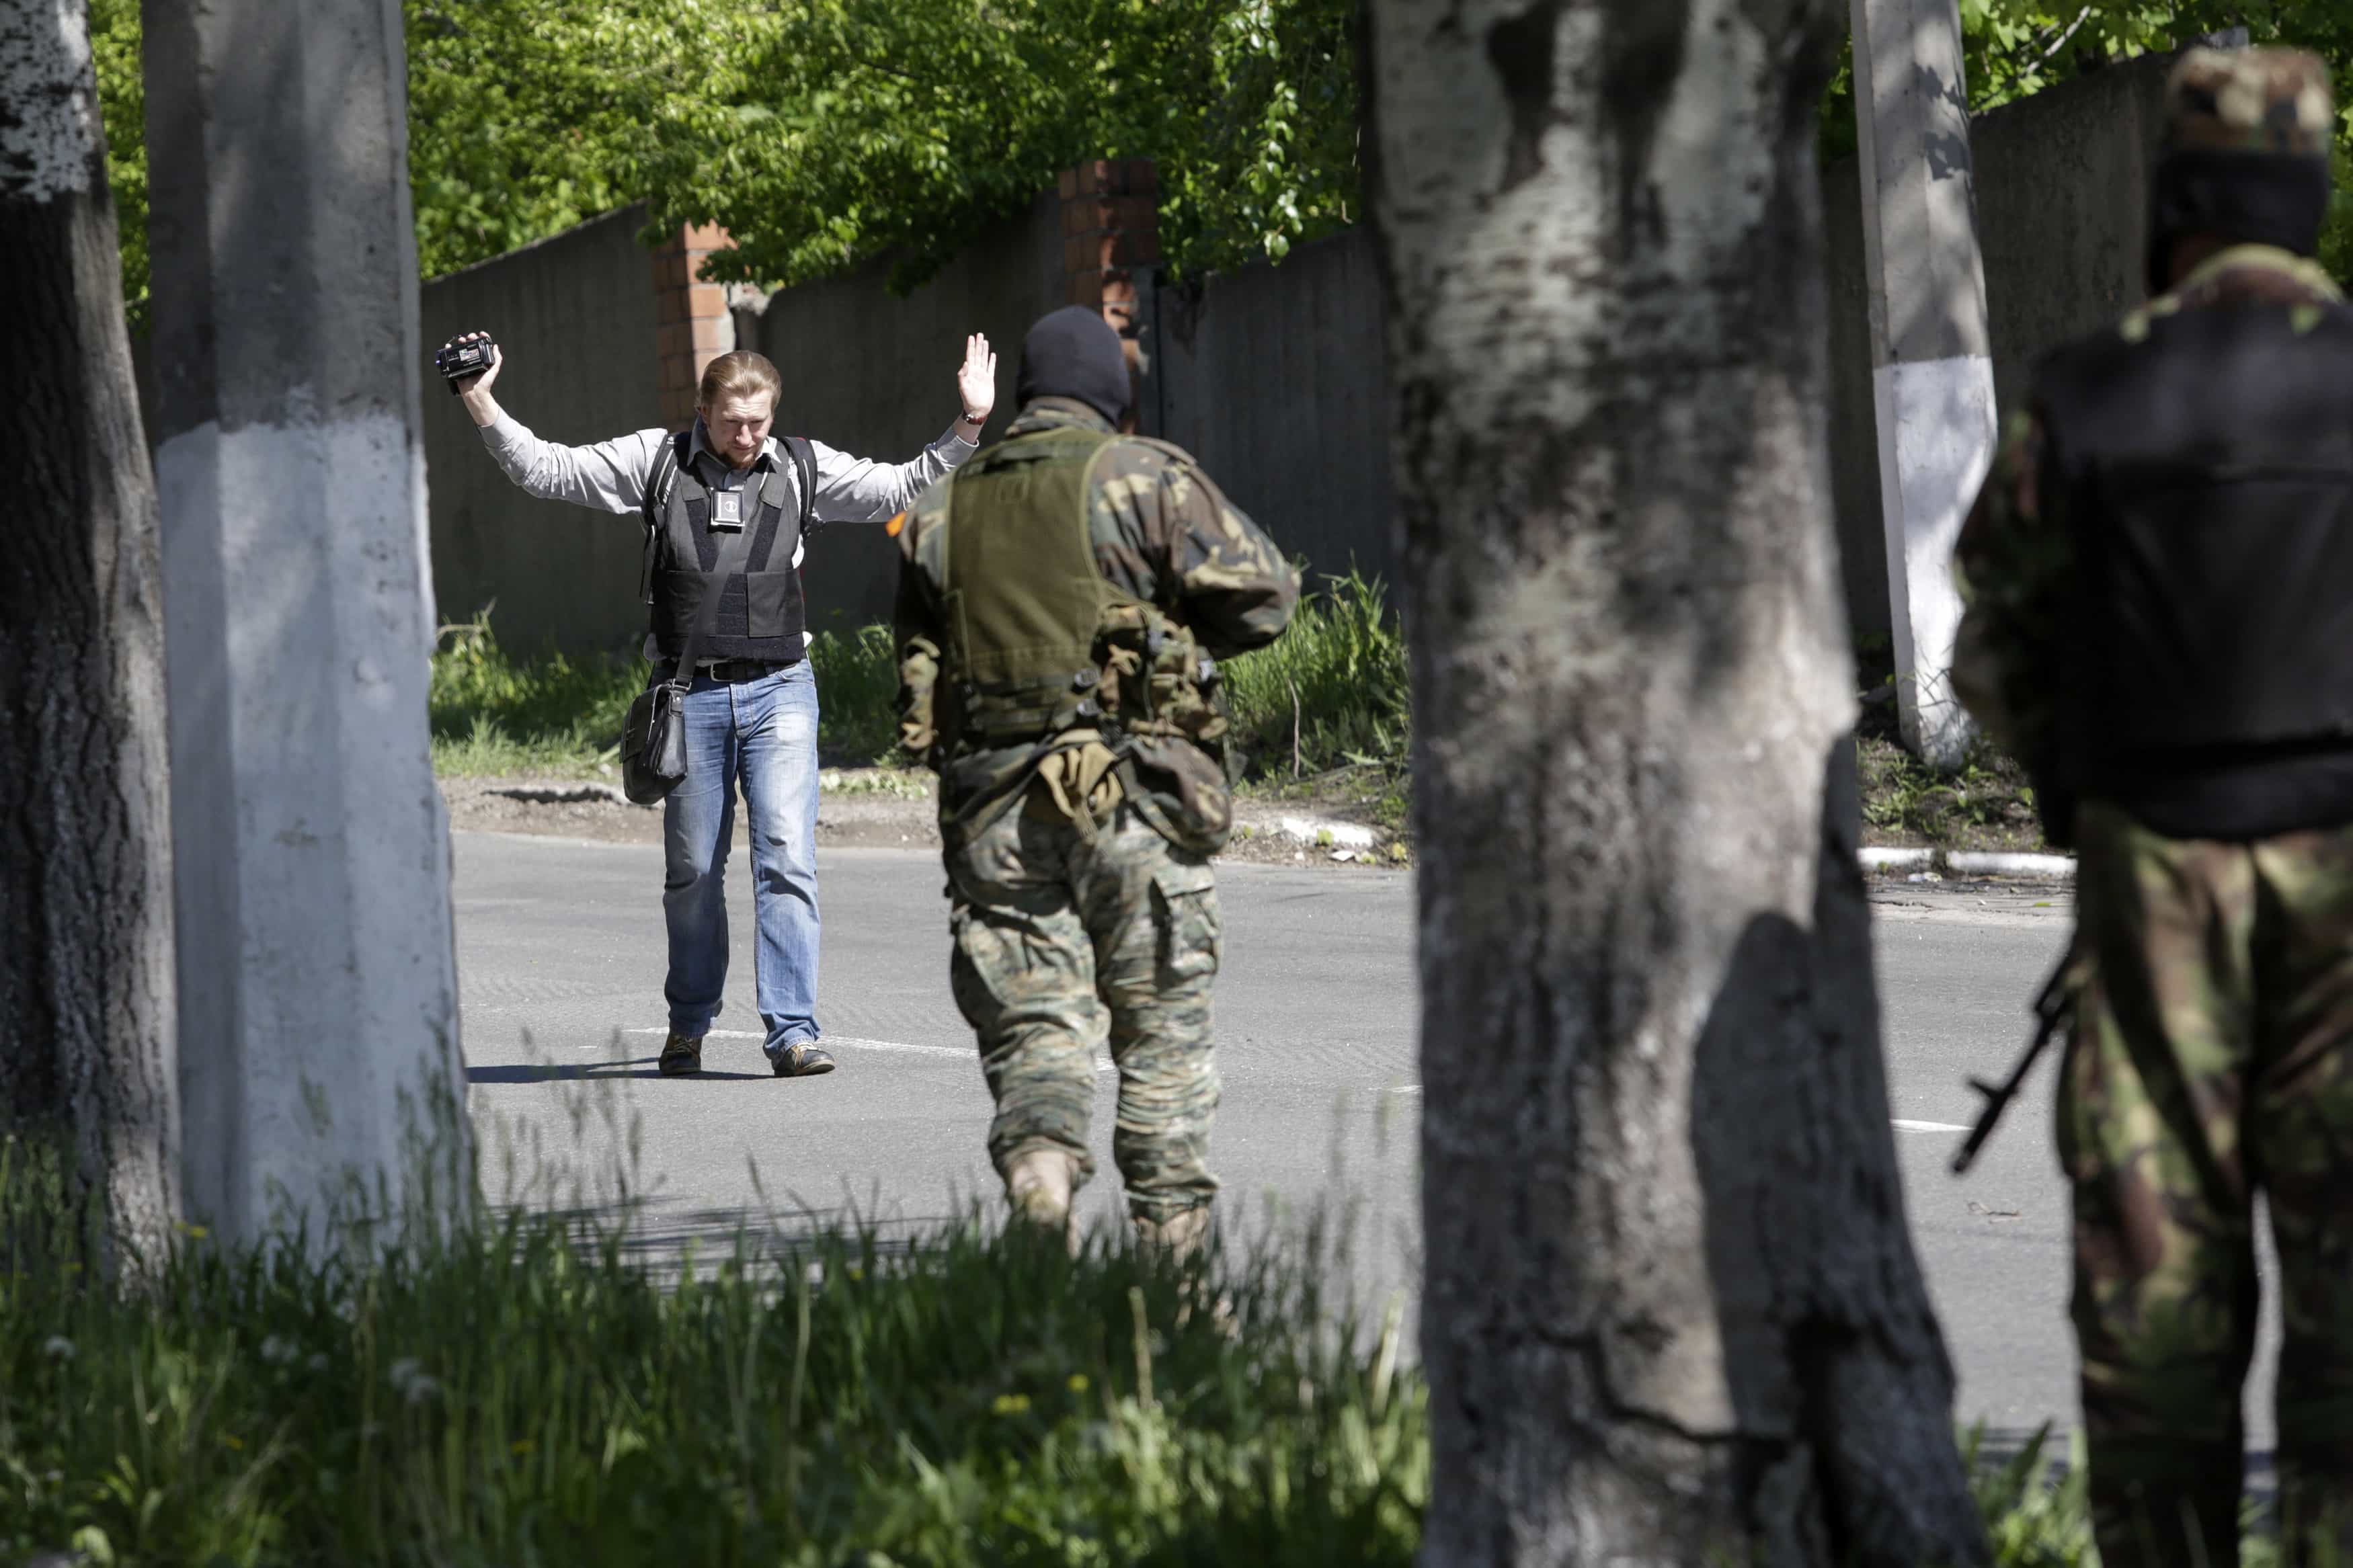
1363 1 1989 1561
0 0 180 1255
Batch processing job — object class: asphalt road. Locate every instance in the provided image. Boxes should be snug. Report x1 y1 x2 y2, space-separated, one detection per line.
454 830 2282 1454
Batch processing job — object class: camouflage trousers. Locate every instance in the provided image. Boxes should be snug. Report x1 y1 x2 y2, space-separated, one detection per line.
943 792 1222 1223
2064 802 2353 1567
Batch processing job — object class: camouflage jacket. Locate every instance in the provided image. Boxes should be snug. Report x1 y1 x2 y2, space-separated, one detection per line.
895 397 1299 849
1951 244 2347 835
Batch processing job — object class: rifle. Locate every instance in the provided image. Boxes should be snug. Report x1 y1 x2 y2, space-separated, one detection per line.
1951 944 2079 1175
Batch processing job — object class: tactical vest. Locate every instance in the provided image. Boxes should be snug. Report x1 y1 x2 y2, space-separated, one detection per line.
936 425 1228 757
640 429 817 665
2042 300 2353 830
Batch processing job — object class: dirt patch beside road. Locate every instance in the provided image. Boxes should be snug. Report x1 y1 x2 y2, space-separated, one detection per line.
439 770 1406 868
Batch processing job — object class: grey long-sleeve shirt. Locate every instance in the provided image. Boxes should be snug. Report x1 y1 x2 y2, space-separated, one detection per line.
479 412 975 571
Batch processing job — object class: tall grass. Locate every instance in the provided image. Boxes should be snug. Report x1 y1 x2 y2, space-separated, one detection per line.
1 1133 1425 1566
426 576 1415 785
1222 569 1411 779
804 622 902 765
5 1128 2255 1564
427 614 913 774
428 615 643 777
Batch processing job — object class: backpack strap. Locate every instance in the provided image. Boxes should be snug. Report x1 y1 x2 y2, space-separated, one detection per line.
783 435 822 540
638 428 690 605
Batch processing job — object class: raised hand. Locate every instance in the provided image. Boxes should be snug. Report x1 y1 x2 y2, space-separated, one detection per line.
956 332 997 427
442 329 502 396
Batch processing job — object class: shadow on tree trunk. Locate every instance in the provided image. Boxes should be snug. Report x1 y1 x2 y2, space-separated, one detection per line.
1693 733 1985 1563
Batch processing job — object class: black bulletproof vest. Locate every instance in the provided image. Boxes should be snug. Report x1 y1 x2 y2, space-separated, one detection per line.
645 431 813 665
2042 301 2353 831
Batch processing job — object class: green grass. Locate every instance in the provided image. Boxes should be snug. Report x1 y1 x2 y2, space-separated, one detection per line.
1856 731 2044 850
1220 569 1410 781
5 1126 2301 1565
426 576 1416 788
1 1133 1425 1566
428 587 2062 857
428 615 645 778
427 614 914 775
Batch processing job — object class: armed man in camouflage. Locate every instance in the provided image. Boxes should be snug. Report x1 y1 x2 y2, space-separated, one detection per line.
895 305 1297 1253
1954 48 2353 1567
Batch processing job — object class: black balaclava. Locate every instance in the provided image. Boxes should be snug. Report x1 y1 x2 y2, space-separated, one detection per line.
2145 149 2332 293
2141 48 2337 294
1014 306 1132 425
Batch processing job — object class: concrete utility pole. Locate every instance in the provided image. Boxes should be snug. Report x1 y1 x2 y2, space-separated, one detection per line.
143 0 467 1245
1851 0 1996 770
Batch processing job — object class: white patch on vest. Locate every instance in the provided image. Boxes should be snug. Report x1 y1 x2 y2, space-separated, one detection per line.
0 0 99 202
153 411 463 1246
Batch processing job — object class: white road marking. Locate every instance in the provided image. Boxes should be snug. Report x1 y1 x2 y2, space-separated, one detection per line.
625 1028 1111 1071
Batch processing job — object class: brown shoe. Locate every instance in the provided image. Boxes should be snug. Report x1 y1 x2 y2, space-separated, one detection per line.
657 1031 703 1077
769 1040 836 1078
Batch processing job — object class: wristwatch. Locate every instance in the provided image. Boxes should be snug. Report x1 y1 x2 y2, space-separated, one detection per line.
960 410 986 427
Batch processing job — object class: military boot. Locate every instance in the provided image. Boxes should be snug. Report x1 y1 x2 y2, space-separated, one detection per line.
1003 1147 1081 1247
1132 1204 1213 1264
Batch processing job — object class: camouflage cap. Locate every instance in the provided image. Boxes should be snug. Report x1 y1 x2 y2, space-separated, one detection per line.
2163 48 2334 158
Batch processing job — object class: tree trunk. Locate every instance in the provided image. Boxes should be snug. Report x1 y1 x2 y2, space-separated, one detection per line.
0 0 180 1257
1364 2 1988 1562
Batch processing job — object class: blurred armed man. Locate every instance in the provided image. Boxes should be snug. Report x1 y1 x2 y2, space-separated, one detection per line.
1953 48 2353 1567
893 306 1297 1251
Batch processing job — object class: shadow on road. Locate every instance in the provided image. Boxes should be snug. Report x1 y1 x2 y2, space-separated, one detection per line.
466 1057 770 1083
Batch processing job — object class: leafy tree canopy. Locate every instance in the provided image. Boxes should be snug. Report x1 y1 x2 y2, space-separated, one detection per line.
91 0 1357 319
85 0 2353 324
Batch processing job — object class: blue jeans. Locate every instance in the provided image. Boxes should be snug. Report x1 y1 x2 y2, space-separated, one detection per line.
663 662 822 1056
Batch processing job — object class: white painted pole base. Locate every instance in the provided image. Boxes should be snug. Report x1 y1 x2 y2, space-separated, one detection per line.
1871 353 1995 771
159 415 465 1248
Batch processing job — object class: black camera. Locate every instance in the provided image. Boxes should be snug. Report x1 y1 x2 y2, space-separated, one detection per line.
434 334 495 393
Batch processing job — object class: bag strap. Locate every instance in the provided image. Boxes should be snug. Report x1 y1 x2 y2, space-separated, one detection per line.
638 428 688 606
783 435 822 539
669 510 757 686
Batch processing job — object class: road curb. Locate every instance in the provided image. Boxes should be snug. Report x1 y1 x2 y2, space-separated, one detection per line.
1275 815 1378 851
1861 845 2075 881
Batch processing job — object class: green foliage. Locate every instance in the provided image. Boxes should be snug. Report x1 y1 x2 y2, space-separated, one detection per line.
401 1 670 280
1856 731 2044 850
87 0 144 332
0 1131 1426 1565
1 1125 2304 1564
1221 569 1411 780
428 612 644 778
426 612 915 774
91 0 1357 327
1966 1423 2099 1566
805 621 905 764
623 0 1359 293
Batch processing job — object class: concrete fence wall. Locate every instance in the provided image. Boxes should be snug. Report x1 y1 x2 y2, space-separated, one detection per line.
406 56 2172 657
1150 226 1396 595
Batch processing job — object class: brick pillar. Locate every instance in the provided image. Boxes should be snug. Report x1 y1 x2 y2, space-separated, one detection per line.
652 223 735 429
1059 160 1160 397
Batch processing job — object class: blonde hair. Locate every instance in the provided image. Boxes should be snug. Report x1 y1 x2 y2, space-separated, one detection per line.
697 350 783 411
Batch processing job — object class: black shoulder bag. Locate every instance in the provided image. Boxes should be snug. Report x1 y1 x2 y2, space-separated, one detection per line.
619 436 821 806
620 521 753 805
